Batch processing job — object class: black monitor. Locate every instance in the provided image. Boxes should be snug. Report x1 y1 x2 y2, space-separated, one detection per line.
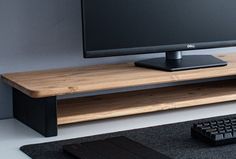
81 0 236 71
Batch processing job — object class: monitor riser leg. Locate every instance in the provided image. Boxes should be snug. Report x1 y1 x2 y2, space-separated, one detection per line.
13 88 58 137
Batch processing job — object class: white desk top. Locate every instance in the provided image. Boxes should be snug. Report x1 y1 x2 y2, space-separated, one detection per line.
1 101 236 159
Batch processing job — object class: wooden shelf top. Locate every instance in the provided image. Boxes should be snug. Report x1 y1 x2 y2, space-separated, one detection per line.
2 54 236 98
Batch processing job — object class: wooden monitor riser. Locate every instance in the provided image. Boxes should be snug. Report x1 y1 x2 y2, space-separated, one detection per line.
2 53 236 137
2 54 236 98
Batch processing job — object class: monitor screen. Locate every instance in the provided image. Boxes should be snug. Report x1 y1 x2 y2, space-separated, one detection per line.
82 0 236 57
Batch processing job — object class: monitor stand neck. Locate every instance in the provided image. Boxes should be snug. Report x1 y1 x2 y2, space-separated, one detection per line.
135 51 227 71
166 51 182 60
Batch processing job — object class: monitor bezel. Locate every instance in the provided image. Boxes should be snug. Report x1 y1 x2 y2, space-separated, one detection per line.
81 0 236 58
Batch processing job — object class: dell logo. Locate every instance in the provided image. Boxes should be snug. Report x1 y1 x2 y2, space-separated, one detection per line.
187 44 196 49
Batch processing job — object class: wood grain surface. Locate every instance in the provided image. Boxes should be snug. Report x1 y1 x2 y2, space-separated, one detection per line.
2 54 235 98
57 79 236 125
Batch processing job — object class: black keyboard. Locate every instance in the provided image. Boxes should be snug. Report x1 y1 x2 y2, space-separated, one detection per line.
191 117 236 146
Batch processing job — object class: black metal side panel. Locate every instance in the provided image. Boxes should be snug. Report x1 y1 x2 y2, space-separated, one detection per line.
13 88 57 137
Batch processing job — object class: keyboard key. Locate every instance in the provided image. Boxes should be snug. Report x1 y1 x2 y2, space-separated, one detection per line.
203 122 210 126
217 120 224 124
233 132 236 137
224 133 233 139
231 118 236 122
206 131 217 138
224 119 230 123
219 130 225 134
218 124 224 127
213 134 224 140
210 121 217 125
211 126 217 129
225 123 232 127
206 128 217 133
194 123 203 128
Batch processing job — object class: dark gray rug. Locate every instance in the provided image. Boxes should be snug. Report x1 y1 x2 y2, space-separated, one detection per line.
21 114 236 159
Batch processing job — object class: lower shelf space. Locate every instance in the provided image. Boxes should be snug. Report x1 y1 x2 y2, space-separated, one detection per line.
57 79 236 125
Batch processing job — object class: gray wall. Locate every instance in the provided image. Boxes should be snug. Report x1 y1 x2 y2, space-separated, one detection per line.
0 0 236 119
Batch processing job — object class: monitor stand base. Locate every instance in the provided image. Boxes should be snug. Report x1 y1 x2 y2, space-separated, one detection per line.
135 52 227 72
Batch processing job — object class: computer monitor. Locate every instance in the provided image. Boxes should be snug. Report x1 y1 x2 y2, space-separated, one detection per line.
81 0 236 71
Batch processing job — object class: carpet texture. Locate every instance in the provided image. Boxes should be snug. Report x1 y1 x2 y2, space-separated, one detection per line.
21 114 236 159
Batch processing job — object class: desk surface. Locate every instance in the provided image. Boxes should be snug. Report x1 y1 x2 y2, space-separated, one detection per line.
2 54 236 98
1 101 236 159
